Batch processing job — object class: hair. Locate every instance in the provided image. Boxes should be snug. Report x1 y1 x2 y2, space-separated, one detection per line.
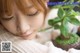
0 0 48 18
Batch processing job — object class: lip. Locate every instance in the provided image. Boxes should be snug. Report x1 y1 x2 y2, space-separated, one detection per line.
20 31 33 37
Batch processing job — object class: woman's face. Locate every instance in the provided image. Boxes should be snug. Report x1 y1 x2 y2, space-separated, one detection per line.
0 0 45 39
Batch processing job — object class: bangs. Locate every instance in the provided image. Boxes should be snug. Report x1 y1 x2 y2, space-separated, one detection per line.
0 0 48 17
0 0 13 17
15 0 47 14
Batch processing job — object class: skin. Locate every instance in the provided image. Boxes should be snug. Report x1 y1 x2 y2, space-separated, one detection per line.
0 0 47 40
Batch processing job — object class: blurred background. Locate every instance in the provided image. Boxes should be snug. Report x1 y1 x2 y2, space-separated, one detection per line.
48 0 80 11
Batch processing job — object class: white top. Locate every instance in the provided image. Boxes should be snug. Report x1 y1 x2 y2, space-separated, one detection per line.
0 9 80 53
0 28 80 53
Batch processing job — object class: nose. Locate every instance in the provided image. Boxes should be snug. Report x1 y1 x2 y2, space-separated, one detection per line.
17 14 30 34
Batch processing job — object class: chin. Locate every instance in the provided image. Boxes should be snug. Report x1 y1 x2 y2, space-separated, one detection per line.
21 33 37 40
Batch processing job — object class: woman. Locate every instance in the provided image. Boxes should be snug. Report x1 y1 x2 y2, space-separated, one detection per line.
0 0 80 53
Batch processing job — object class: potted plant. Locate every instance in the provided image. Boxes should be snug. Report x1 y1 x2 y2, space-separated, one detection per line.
48 0 80 50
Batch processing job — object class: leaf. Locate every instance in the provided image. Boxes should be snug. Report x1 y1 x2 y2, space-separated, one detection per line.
62 5 74 9
69 16 80 25
54 24 60 29
48 17 61 26
66 10 78 16
60 17 69 37
60 25 69 37
76 12 80 15
48 19 54 26
52 5 62 9
71 10 79 16
58 8 65 18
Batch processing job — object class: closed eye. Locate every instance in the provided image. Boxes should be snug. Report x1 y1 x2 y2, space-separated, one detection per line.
1 16 13 21
27 11 39 16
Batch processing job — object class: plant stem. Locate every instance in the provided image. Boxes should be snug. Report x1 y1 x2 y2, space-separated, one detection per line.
39 27 53 32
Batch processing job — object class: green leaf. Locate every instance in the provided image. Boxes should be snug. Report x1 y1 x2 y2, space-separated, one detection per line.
54 24 60 29
69 16 80 25
48 19 54 26
71 10 79 16
60 25 69 37
48 17 62 26
60 17 69 37
58 8 65 18
62 5 74 9
66 10 78 16
52 5 62 9
76 12 80 16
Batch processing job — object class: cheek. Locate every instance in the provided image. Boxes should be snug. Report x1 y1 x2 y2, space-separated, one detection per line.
0 20 17 34
29 12 44 30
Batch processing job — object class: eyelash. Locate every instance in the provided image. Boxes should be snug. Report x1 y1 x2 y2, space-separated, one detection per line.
27 11 39 16
1 16 13 21
1 11 39 21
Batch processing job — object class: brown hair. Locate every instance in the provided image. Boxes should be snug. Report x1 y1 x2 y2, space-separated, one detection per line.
0 0 48 18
